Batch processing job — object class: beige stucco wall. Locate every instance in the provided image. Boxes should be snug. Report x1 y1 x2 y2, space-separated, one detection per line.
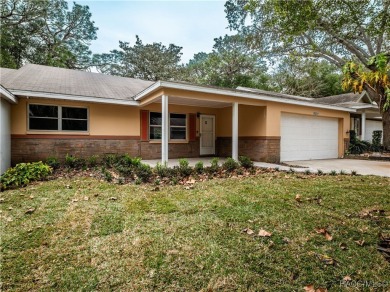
216 105 266 137
11 97 140 136
140 88 350 157
11 90 351 157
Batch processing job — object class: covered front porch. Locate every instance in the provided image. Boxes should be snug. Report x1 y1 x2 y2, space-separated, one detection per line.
137 91 278 164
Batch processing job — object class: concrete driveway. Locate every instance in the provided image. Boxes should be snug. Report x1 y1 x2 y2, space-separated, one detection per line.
285 159 390 177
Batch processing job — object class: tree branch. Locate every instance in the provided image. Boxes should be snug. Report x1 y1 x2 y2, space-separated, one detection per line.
376 0 389 54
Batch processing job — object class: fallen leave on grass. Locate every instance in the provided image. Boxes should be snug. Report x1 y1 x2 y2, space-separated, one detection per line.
258 229 272 237
315 228 333 241
242 228 254 235
343 276 352 281
355 239 365 246
25 208 35 214
304 284 328 292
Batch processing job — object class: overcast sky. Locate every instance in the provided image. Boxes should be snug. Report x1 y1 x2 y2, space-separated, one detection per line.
78 0 233 64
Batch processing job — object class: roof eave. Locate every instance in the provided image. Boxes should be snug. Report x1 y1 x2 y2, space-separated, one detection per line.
0 85 17 103
134 81 355 113
10 90 140 106
350 104 379 110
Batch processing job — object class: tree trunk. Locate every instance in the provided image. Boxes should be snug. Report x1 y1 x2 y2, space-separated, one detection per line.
363 84 389 150
382 109 390 151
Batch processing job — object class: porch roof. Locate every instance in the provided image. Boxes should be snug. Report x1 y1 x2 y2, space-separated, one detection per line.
134 80 355 112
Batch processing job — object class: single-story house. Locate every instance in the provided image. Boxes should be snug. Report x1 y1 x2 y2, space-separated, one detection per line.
0 64 369 173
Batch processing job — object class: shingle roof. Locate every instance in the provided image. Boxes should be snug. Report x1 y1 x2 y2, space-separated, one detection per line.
313 92 362 105
236 86 315 102
0 64 153 100
0 67 18 82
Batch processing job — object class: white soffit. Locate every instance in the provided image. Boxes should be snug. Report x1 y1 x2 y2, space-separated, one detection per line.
135 81 355 113
151 95 231 108
10 90 139 106
0 85 17 103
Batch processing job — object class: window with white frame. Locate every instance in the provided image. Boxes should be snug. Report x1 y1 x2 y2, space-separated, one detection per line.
149 112 187 140
28 104 88 131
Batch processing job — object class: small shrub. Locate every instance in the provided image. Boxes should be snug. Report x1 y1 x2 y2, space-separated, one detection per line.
64 154 85 169
168 166 180 178
134 178 142 185
223 157 239 172
0 161 52 190
178 159 192 177
65 154 77 168
317 169 323 175
78 158 87 169
88 155 99 167
330 170 337 176
211 157 219 168
46 157 60 169
155 162 169 178
116 154 133 167
339 170 346 175
349 130 371 154
371 130 382 152
101 167 113 182
304 169 311 175
131 157 142 167
349 140 371 154
351 170 358 176
115 165 133 177
275 167 279 172
194 161 204 174
170 177 178 185
102 154 119 168
118 177 125 185
135 163 153 182
154 179 161 185
208 157 219 173
288 167 295 173
238 156 253 169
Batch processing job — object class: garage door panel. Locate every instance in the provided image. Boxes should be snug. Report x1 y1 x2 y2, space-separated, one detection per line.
365 120 382 142
281 113 339 161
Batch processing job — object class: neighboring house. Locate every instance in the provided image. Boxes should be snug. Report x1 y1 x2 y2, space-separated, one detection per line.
0 64 354 173
315 91 383 143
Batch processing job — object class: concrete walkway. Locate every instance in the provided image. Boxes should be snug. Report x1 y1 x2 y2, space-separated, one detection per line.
143 157 390 177
143 157 227 168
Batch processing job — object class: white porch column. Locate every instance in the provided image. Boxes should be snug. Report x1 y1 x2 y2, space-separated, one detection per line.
361 110 366 141
161 95 169 164
232 102 239 160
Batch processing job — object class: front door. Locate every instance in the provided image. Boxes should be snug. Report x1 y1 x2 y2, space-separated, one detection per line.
200 115 215 155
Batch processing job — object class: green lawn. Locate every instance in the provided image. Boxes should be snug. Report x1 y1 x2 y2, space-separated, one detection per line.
1 172 389 291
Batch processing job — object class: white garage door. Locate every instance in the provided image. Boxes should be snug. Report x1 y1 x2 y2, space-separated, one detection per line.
281 113 339 161
365 120 382 143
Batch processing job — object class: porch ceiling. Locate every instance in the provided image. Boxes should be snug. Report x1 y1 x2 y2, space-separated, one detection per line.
151 95 231 108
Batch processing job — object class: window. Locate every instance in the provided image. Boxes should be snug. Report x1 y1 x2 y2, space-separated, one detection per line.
149 112 187 140
149 112 162 139
29 105 58 130
170 113 186 140
28 104 88 131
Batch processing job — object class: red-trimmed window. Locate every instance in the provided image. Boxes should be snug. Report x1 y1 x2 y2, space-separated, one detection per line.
149 112 187 140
